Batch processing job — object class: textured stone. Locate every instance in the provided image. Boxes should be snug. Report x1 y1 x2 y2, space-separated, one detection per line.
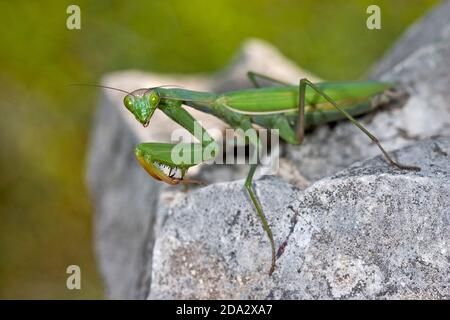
369 0 450 77
149 136 449 299
87 1 450 300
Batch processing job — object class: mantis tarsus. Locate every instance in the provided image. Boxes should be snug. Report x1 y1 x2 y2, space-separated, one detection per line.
97 72 420 275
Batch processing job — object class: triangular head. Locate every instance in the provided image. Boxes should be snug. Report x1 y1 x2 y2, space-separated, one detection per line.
123 88 161 127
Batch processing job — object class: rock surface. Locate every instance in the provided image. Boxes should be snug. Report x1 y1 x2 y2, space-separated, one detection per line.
149 136 449 299
369 0 450 77
87 2 450 300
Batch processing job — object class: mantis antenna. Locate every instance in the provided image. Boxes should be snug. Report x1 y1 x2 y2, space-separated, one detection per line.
68 83 132 95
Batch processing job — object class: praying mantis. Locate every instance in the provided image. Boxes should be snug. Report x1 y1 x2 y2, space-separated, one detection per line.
96 72 420 275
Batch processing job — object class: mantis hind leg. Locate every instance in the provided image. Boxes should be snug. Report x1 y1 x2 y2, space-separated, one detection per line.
245 163 276 276
247 71 292 88
297 78 420 171
239 120 277 275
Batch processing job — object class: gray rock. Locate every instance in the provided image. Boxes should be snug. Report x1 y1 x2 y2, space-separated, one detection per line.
149 136 450 299
369 0 450 77
287 1 450 181
87 39 316 299
88 2 450 300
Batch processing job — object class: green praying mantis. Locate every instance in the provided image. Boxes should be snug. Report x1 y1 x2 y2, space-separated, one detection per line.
90 72 420 275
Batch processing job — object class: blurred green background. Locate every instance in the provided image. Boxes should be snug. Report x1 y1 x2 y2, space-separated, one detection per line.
0 0 438 299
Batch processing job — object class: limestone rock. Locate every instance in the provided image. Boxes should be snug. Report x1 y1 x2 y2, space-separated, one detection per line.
149 136 449 299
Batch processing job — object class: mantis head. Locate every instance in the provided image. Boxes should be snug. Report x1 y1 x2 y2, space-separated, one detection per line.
123 89 160 127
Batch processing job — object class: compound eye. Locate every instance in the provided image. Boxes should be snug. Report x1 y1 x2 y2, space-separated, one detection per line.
123 95 134 110
148 91 160 106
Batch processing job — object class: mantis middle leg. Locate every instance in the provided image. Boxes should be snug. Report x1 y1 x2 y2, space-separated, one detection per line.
240 128 277 276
